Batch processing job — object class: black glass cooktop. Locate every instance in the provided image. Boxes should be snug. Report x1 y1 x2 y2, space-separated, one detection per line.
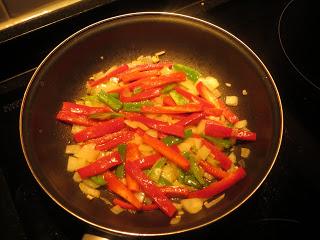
0 0 318 239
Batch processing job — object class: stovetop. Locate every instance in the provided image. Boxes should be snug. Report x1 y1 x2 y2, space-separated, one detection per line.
1 0 318 239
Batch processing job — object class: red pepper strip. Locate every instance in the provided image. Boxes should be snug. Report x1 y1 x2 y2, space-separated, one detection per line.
216 99 239 124
119 70 161 83
196 81 218 105
205 121 256 141
174 112 205 127
125 143 141 191
73 118 125 143
159 186 190 198
163 95 176 106
77 152 121 179
141 72 186 90
201 139 232 170
174 86 213 108
61 102 112 115
56 111 97 126
141 132 190 170
113 198 158 211
103 171 142 209
188 167 246 198
89 64 129 87
127 115 185 137
141 104 203 114
121 87 162 103
203 107 223 117
133 62 173 72
88 128 130 145
199 160 229 179
125 161 176 217
170 145 180 153
135 154 162 169
95 131 134 151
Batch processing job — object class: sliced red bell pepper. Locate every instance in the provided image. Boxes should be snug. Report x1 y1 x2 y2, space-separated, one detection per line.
198 160 229 179
140 72 186 90
121 87 162 102
125 143 141 192
159 186 190 198
119 70 161 83
141 104 203 114
73 118 125 143
174 86 213 108
141 132 190 170
196 81 217 104
174 112 205 127
188 167 246 198
133 62 173 72
216 98 239 124
56 110 97 126
77 152 121 179
89 64 129 87
88 128 130 145
113 198 158 211
135 154 161 169
127 115 185 137
201 139 232 170
163 95 176 106
95 131 134 151
61 102 112 115
205 121 256 141
125 161 176 217
103 171 142 209
202 107 223 117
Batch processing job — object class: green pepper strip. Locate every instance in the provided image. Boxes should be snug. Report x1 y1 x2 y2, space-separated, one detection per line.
160 83 177 94
90 175 106 185
201 134 234 149
148 157 167 182
98 90 123 111
183 152 205 185
158 176 173 186
183 174 202 189
89 112 123 120
169 90 189 105
115 144 127 179
173 64 201 83
122 100 153 112
162 136 183 146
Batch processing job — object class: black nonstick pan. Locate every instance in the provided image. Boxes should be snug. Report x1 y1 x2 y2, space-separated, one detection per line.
20 12 283 237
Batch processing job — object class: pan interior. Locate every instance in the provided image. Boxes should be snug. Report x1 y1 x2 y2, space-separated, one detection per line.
20 13 282 236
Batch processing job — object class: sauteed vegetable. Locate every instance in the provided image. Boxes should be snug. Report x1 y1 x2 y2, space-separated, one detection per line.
56 52 256 224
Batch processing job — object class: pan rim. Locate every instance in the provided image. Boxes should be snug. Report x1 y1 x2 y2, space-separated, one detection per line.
19 11 283 237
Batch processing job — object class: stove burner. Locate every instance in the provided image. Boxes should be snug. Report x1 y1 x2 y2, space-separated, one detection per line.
278 0 319 90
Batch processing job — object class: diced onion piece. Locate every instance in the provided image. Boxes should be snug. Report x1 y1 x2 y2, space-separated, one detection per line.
181 198 204 214
124 120 149 131
196 145 211 160
242 89 248 95
161 163 179 183
228 152 237 163
179 79 199 96
152 55 160 63
240 148 251 158
177 142 192 152
71 125 85 134
170 215 181 225
201 76 220 92
225 96 238 106
67 156 88 172
155 50 166 56
75 143 99 163
130 133 143 145
138 144 154 154
225 83 232 87
203 172 214 181
173 203 183 211
73 172 82 182
146 129 158 138
110 205 124 215
204 194 225 208
65 144 81 154
234 119 248 129
83 179 100 189
79 182 100 198
134 192 145 203
195 119 206 135
100 196 112 206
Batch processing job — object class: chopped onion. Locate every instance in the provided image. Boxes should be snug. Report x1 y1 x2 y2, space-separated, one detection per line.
234 119 248 129
79 182 100 198
181 198 204 214
110 205 124 215
204 194 225 208
225 96 238 106
65 144 81 154
170 215 181 225
240 148 251 158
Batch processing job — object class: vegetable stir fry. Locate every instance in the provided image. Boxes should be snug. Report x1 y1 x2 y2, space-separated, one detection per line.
56 52 256 224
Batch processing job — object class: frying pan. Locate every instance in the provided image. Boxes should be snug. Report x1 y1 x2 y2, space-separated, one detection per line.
19 12 283 237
